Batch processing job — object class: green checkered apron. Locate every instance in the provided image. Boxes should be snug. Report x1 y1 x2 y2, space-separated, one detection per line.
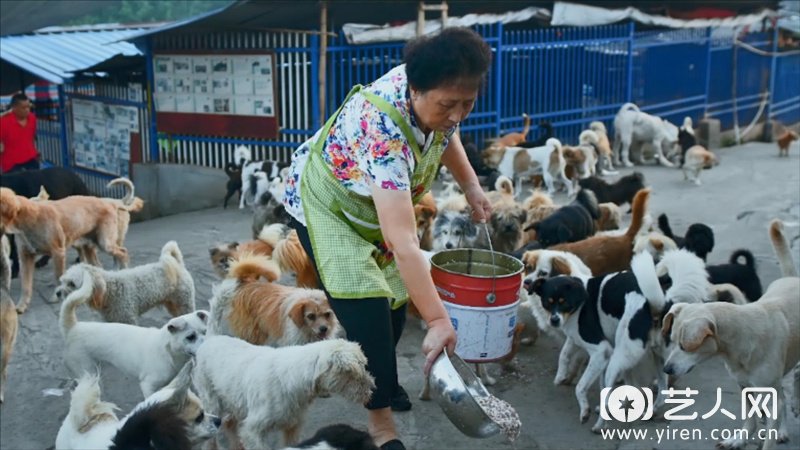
300 85 446 309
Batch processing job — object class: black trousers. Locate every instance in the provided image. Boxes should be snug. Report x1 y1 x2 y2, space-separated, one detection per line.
290 217 407 410
5 157 39 174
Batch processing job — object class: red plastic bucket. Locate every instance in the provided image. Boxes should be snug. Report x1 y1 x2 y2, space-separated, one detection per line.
430 249 524 362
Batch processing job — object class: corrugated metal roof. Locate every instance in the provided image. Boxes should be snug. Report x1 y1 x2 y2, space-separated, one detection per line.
0 27 148 84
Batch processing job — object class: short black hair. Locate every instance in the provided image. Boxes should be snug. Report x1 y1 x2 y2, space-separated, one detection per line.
403 27 492 92
10 93 29 106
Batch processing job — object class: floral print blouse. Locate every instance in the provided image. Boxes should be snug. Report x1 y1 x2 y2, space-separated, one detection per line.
283 64 457 225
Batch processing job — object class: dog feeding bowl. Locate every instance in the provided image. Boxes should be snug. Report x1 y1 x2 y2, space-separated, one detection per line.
428 350 521 441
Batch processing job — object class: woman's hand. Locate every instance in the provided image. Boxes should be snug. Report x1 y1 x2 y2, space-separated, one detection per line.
422 317 457 376
464 184 492 223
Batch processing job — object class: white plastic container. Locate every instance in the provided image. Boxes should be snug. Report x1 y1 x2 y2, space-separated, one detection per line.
443 299 520 362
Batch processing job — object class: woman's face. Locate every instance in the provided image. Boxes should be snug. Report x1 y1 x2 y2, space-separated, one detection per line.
411 83 478 133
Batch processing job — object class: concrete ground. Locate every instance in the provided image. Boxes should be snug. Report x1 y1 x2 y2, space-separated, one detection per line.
1 141 799 450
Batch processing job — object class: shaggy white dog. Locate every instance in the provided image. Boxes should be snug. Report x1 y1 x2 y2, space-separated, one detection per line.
194 335 375 448
60 270 209 397
613 103 678 167
52 240 195 325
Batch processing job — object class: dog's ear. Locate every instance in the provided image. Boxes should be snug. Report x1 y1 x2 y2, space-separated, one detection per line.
661 303 684 339
550 256 572 276
167 318 187 334
228 242 239 250
557 225 572 243
531 278 546 297
289 301 307 328
89 271 107 311
650 237 664 251
422 205 436 220
195 310 209 323
521 250 540 274
165 360 193 410
683 317 716 352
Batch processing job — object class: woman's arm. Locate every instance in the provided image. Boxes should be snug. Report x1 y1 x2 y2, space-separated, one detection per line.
371 185 456 374
440 133 492 222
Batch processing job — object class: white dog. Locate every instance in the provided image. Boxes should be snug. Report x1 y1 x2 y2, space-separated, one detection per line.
510 138 571 196
194 335 375 448
682 145 719 186
613 103 678 167
55 361 219 449
52 241 195 325
60 271 208 397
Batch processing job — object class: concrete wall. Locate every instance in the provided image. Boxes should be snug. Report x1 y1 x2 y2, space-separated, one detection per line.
133 163 227 221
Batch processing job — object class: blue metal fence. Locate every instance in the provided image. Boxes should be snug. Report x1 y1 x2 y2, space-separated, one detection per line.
39 21 800 181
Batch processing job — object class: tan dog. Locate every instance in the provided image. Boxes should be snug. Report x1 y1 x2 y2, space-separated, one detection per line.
682 145 719 186
0 187 129 314
548 189 650 275
210 254 339 347
0 235 19 404
260 224 318 288
414 192 437 251
589 121 616 174
596 202 622 231
777 129 799 157
102 178 144 255
522 190 559 243
493 113 531 148
486 176 526 253
208 226 278 278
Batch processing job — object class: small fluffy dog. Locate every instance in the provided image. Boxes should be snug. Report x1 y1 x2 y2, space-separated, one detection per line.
596 202 622 231
657 213 715 261
210 254 339 346
526 189 598 247
682 145 719 185
578 172 646 210
56 362 220 450
415 192 437 251
777 129 799 157
209 227 277 278
53 241 195 325
486 176 526 253
285 424 378 450
549 189 650 275
613 103 678 167
60 271 208 397
0 187 130 314
588 121 616 175
705 249 763 302
432 194 488 251
662 221 799 450
0 236 18 404
194 335 375 447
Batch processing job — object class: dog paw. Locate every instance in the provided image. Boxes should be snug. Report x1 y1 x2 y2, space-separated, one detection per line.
553 375 570 386
777 431 789 443
15 305 27 315
716 438 745 450
591 424 604 434
580 409 590 424
622 160 634 168
482 375 497 386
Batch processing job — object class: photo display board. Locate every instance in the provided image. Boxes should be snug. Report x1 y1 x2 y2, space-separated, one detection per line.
72 98 139 177
153 52 279 139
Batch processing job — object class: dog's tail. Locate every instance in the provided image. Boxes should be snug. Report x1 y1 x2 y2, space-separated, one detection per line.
234 145 251 167
228 253 281 283
64 373 118 435
546 138 565 178
59 270 94 337
258 222 291 245
208 278 238 336
681 116 695 135
579 129 599 147
494 175 514 196
625 189 651 239
630 251 666 313
729 249 756 269
268 229 317 288
107 178 135 208
159 240 185 286
769 219 797 277
574 189 600 220
657 213 677 241
619 102 640 113
520 113 531 139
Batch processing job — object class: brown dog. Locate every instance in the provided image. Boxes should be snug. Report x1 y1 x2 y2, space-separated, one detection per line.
415 192 437 251
548 189 650 274
211 254 340 347
494 113 531 148
260 224 318 288
208 231 276 279
0 188 130 313
0 235 19 403
777 129 799 157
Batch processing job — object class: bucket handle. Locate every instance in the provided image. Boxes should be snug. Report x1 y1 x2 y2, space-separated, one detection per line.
482 222 497 304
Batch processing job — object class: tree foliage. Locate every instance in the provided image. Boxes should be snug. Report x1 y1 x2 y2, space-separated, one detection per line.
66 0 233 25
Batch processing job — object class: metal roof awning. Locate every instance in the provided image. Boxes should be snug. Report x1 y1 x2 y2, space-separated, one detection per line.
0 27 150 87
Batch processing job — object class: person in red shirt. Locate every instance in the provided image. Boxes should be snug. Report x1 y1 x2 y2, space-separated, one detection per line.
0 93 40 174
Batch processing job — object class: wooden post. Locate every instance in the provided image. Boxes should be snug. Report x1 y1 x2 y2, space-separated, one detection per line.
417 1 425 37
318 0 328 126
441 1 448 29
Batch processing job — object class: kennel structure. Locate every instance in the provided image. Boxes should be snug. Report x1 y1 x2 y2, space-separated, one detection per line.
1 1 798 203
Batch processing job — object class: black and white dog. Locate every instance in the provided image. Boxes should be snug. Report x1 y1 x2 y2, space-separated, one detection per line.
525 189 599 248
657 213 714 261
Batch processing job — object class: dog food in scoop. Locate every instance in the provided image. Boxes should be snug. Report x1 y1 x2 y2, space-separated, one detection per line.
476 395 521 442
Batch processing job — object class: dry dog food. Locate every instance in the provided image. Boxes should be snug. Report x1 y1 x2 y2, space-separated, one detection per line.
476 394 521 442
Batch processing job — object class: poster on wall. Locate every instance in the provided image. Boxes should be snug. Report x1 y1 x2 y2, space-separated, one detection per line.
71 98 139 178
152 52 278 139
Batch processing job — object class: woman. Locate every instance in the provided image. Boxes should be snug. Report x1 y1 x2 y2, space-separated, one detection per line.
284 27 492 450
